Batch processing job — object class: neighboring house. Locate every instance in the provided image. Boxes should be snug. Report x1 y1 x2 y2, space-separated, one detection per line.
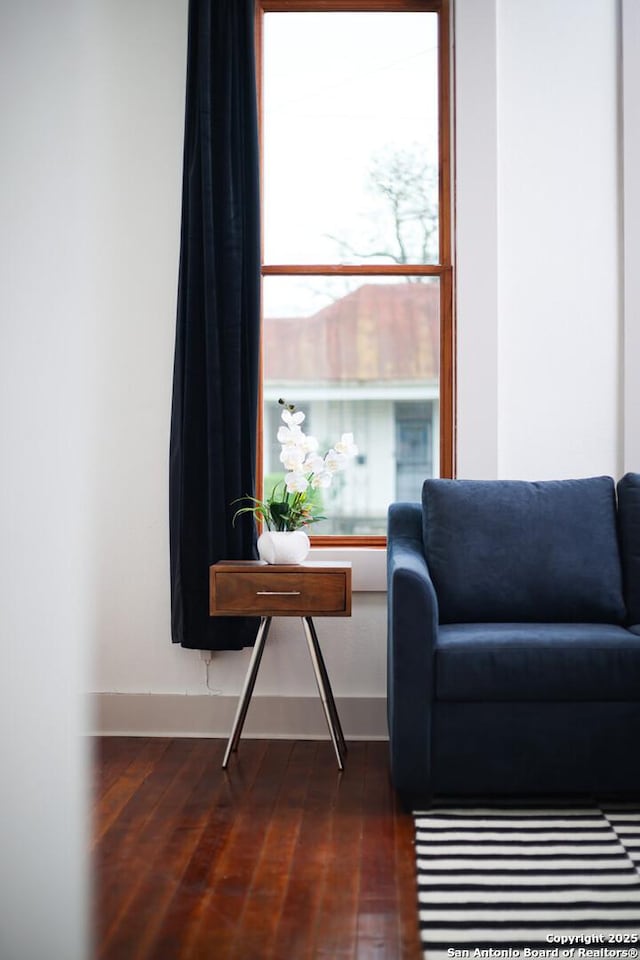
263 282 440 534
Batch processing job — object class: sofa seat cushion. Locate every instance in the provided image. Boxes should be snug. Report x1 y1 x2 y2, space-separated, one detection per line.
436 623 640 701
422 477 626 624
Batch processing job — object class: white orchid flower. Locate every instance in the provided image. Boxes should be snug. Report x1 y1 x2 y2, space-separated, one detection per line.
303 453 324 474
324 448 347 473
277 424 304 446
335 432 358 457
285 471 308 493
302 433 319 454
282 409 305 427
280 446 305 471
311 471 332 489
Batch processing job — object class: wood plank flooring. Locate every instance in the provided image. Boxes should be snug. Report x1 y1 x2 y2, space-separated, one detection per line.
93 737 421 960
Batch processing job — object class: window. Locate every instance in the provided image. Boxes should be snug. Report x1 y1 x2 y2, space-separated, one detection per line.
257 0 453 544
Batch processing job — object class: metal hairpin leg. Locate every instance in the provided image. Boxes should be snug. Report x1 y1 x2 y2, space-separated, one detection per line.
222 616 271 768
302 616 346 770
303 617 347 758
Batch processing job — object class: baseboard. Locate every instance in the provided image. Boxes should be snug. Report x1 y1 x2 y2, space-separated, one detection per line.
91 693 389 740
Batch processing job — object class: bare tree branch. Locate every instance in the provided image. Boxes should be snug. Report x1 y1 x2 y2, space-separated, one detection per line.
325 143 438 269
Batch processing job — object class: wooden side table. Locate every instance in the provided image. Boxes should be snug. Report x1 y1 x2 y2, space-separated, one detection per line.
209 560 352 770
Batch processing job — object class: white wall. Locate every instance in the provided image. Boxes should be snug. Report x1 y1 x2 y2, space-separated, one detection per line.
457 0 628 482
455 0 499 479
622 0 640 472
90 0 634 733
497 0 620 480
0 2 93 957
90 0 199 696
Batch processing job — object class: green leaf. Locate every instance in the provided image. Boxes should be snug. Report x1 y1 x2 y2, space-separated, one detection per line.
269 500 290 531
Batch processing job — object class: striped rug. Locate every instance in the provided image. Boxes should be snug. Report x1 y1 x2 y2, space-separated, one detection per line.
414 801 640 960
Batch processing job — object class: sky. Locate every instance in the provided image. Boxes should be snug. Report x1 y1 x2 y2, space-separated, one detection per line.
262 11 439 317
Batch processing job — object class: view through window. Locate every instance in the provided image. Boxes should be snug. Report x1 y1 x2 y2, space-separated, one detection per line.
259 2 452 539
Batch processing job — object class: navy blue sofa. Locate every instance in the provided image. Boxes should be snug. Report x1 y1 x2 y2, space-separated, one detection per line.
387 474 640 805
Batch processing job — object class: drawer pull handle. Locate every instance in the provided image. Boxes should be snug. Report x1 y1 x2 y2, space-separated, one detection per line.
256 590 301 596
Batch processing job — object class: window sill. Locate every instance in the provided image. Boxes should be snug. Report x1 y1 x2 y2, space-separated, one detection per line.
308 545 387 592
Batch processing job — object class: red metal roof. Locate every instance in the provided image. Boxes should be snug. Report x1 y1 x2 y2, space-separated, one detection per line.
263 282 440 383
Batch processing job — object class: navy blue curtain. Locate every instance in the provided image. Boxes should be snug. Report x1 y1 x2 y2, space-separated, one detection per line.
170 0 260 650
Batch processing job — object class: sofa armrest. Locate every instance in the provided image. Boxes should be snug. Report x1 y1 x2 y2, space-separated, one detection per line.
387 502 439 801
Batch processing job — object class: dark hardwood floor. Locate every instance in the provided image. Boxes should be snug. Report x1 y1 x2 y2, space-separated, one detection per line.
93 737 422 960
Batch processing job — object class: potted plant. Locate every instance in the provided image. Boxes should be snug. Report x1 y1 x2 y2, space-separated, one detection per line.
233 400 358 563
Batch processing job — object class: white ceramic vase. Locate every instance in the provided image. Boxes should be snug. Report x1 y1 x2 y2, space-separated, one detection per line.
257 529 310 565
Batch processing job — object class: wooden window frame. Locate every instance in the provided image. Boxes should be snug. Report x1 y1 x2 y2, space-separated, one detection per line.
256 0 454 548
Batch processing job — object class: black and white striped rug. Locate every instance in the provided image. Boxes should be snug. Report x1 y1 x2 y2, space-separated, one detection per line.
414 801 640 960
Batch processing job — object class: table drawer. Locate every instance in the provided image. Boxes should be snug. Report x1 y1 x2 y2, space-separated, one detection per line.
210 569 350 616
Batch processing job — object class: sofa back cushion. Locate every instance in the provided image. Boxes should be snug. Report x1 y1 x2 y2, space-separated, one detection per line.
617 472 640 626
422 476 626 624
